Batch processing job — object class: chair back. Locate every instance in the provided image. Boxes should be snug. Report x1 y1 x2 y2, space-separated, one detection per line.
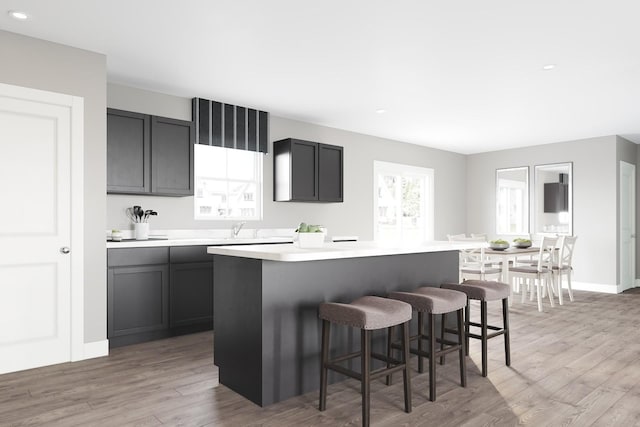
447 233 466 242
456 236 489 273
470 233 487 241
557 235 577 268
536 236 559 272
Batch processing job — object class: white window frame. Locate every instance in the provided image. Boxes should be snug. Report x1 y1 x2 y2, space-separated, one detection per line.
194 145 263 221
373 160 435 243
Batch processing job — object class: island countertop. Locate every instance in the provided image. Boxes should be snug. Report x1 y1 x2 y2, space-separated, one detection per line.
206 240 484 262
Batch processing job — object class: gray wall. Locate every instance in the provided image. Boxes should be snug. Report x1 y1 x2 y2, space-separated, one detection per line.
107 84 468 240
467 136 618 288
0 31 107 343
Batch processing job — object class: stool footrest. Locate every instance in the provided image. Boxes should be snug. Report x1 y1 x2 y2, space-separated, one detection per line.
325 352 407 382
468 330 505 340
468 321 502 332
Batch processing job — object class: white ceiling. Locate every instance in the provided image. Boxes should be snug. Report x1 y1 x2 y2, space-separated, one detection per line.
1 0 639 154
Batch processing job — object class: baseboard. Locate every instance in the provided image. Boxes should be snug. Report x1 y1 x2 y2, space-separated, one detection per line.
570 281 619 294
82 340 109 360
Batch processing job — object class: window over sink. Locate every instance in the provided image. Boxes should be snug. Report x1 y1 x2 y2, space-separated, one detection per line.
194 145 263 220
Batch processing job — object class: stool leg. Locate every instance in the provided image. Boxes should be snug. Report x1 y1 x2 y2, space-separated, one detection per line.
439 313 446 365
418 311 425 374
401 321 412 413
481 300 488 377
428 313 436 401
465 301 470 356
457 308 467 387
319 320 330 411
361 329 371 427
386 325 394 386
502 298 511 367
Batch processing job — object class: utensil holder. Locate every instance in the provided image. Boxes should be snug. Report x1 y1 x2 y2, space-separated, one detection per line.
134 223 149 240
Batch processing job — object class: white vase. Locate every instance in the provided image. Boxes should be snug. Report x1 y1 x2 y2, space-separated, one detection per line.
134 223 149 240
296 232 325 248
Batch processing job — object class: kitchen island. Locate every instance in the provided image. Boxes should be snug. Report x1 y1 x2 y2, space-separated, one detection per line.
207 240 482 406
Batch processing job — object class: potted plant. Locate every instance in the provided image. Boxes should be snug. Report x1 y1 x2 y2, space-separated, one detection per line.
295 222 325 248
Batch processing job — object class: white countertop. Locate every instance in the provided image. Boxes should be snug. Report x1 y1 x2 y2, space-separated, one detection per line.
106 236 294 249
207 240 485 262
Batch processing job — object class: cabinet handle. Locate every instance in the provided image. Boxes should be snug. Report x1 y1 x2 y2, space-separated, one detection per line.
60 247 70 254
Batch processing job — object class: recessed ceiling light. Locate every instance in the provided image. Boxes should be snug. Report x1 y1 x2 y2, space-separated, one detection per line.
8 10 29 20
542 64 556 71
375 109 386 114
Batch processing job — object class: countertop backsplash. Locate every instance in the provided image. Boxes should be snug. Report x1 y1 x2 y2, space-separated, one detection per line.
106 228 296 241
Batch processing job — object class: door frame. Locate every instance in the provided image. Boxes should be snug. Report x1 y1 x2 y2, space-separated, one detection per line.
0 82 85 361
619 160 636 291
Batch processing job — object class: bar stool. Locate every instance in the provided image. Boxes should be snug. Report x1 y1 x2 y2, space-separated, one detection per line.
387 287 467 401
441 280 511 377
319 296 412 427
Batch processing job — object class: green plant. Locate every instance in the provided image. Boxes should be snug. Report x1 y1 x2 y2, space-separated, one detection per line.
490 239 508 244
295 222 323 233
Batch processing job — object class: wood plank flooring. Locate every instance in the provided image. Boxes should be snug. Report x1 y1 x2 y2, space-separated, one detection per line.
1 289 640 426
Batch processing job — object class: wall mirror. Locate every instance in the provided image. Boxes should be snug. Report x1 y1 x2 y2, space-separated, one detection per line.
534 162 573 235
496 167 529 235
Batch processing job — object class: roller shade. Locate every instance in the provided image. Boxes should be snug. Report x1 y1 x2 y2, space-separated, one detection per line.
192 97 269 153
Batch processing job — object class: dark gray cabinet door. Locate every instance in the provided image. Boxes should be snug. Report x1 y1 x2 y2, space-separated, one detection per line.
107 109 151 194
170 261 213 328
318 143 343 202
151 116 194 196
107 264 169 338
291 139 319 201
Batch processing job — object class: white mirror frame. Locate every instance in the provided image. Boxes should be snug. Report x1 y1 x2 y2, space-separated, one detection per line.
496 166 530 235
534 162 573 236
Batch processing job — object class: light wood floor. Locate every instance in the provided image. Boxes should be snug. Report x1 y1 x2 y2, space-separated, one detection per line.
1 289 640 426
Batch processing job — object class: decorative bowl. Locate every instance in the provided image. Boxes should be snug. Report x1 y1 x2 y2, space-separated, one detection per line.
489 241 510 251
513 241 532 249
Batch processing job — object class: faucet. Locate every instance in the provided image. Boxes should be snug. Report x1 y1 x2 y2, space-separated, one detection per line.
232 222 246 238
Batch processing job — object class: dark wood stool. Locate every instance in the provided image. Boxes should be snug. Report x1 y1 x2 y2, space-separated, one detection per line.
319 296 412 427
388 287 467 401
441 280 511 377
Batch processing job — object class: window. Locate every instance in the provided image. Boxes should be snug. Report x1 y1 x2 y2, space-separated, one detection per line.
373 161 434 244
496 167 529 235
194 145 263 220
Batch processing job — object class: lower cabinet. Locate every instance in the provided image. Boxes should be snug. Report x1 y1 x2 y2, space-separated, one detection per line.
107 246 213 348
108 265 169 342
170 262 213 328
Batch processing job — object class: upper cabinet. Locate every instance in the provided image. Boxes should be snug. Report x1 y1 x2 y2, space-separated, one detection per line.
273 138 343 202
107 109 151 194
107 108 194 196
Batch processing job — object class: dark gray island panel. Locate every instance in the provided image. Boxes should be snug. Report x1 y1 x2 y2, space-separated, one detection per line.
212 250 459 406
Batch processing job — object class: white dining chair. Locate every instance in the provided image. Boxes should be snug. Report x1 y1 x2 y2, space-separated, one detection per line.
450 236 501 282
509 236 558 312
552 235 577 304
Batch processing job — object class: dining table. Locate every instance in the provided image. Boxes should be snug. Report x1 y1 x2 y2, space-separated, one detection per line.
485 246 540 286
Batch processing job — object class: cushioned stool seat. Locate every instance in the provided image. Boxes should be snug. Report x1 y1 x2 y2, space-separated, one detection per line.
388 287 467 401
390 287 467 314
319 296 412 330
319 296 412 427
441 280 511 377
442 280 510 301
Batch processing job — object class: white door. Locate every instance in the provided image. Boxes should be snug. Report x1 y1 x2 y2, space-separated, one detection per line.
0 83 84 374
619 161 636 291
